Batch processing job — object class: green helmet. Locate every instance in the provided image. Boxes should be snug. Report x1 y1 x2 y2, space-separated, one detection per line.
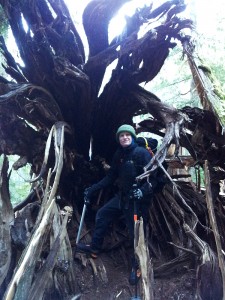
116 124 136 141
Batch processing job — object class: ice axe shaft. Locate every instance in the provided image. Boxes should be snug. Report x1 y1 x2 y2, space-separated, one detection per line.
76 203 87 244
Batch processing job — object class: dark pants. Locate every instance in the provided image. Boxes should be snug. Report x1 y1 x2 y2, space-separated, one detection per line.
91 194 149 251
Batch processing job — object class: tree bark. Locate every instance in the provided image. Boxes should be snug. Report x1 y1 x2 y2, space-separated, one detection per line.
0 0 225 299
0 156 14 295
204 160 225 299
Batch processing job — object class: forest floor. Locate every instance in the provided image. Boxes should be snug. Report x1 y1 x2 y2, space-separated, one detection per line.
73 245 196 300
70 202 197 300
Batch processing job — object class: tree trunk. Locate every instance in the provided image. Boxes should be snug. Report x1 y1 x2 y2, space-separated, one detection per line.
0 0 225 299
0 156 14 298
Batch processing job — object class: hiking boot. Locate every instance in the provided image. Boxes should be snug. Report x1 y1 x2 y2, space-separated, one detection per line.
76 243 100 259
129 267 141 285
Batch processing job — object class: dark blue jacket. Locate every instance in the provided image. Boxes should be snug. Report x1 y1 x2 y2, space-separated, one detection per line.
92 142 154 200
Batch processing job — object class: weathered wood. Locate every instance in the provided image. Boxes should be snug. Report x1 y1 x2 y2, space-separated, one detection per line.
154 252 194 278
3 123 66 299
183 39 225 128
27 208 71 300
165 156 195 169
49 205 77 298
184 223 223 300
11 202 40 248
0 156 14 288
135 218 154 300
4 199 55 300
204 160 225 299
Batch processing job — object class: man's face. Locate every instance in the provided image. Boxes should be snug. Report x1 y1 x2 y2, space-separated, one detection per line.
119 131 132 147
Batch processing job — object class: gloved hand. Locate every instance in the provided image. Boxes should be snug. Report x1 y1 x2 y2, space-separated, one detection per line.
84 188 91 205
84 184 98 205
132 188 143 200
129 186 143 201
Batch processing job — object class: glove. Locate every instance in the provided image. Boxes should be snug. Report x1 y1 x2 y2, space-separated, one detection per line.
132 188 143 200
129 187 143 201
84 188 91 205
84 184 99 205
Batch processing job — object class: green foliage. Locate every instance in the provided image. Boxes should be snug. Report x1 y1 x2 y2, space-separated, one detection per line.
143 45 201 109
9 156 31 207
143 1 225 111
194 2 225 91
0 5 9 38
0 155 31 207
196 37 225 89
0 5 9 77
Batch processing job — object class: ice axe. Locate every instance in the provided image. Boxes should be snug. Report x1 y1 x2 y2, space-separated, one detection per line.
76 193 90 244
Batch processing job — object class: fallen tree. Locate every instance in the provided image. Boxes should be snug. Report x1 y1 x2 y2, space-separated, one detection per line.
0 0 225 299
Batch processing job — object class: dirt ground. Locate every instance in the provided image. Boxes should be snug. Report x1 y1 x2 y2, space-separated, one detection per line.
70 209 197 300
73 248 196 300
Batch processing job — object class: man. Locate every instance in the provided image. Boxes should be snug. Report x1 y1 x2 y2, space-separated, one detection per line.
77 124 157 284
